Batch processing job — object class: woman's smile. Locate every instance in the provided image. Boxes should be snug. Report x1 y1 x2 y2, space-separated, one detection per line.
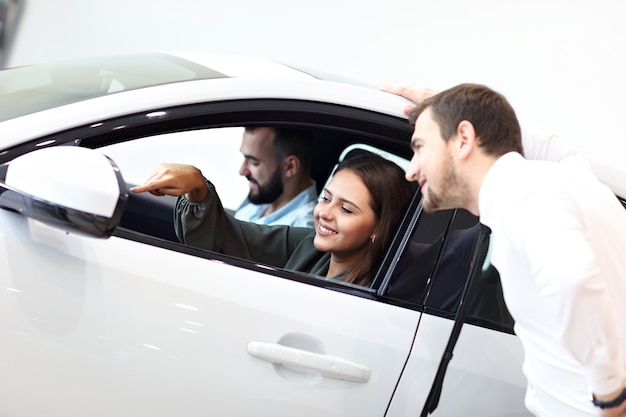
317 223 337 236
313 169 376 256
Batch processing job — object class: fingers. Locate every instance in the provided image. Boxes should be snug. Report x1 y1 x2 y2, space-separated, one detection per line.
420 88 439 101
129 163 204 198
129 183 155 194
381 85 441 115
381 85 414 98
381 85 422 103
403 104 416 117
130 181 168 195
130 165 174 194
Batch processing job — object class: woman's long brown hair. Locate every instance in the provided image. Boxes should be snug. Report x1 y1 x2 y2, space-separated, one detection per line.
334 151 413 286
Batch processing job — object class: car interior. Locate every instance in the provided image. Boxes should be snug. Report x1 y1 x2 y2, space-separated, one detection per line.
114 126 368 242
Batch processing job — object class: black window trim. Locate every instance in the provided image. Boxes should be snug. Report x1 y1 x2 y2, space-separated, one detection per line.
0 98 418 303
0 98 413 163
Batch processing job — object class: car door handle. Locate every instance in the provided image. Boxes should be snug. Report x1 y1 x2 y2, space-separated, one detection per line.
247 341 371 383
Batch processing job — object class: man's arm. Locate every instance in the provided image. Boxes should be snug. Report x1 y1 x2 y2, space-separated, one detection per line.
383 85 585 165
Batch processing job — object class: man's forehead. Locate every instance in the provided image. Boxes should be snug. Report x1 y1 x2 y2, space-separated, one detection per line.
411 108 438 140
244 127 275 142
242 130 275 153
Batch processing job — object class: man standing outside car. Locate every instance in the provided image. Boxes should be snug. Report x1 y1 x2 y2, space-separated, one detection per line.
386 84 626 417
234 126 317 227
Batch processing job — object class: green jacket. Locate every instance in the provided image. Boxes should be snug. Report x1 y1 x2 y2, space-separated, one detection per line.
174 180 333 277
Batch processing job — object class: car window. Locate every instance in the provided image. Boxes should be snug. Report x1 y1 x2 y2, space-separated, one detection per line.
387 209 471 307
421 210 478 312
386 206 515 332
99 127 248 211
467 264 515 332
96 123 421 294
0 53 227 121
6 97 417 297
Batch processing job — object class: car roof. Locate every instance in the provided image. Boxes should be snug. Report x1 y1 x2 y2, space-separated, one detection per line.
0 52 412 145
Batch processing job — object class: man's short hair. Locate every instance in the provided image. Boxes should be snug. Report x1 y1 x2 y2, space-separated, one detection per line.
409 83 523 157
244 126 314 172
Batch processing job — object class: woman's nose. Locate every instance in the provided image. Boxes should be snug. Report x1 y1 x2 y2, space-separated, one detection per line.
316 203 334 221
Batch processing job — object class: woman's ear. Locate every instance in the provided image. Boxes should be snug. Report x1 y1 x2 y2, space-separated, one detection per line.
457 120 477 160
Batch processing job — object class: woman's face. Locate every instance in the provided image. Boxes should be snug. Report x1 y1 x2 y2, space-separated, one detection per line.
313 169 377 260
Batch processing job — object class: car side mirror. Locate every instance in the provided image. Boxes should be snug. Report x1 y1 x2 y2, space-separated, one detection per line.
0 146 128 238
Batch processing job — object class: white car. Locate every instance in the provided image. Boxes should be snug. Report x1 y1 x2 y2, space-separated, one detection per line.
2 52 621 417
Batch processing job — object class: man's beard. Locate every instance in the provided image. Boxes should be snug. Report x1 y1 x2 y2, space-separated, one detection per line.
248 168 284 205
422 154 465 213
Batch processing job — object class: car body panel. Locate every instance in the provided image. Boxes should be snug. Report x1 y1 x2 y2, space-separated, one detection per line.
0 209 421 417
388 314 529 416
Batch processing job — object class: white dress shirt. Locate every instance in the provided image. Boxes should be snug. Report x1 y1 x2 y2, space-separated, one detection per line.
233 182 317 227
479 143 626 417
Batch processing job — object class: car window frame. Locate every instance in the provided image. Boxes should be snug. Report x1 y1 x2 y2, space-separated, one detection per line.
0 98 421 301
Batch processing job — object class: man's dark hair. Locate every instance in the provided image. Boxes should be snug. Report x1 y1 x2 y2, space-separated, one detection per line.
244 126 314 173
409 83 523 156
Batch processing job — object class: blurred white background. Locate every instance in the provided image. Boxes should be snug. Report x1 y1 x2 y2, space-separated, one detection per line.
6 0 626 172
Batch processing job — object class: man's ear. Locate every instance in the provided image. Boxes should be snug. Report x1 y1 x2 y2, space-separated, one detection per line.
283 155 301 178
457 120 477 160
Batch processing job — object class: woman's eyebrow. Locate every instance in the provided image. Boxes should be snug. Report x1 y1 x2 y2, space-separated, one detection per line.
324 186 361 210
340 197 358 208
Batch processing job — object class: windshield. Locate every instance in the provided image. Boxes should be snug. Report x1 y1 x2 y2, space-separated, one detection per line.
0 53 227 121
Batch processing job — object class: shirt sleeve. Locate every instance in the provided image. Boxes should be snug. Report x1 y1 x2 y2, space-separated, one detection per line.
512 190 624 395
520 119 579 162
174 179 313 268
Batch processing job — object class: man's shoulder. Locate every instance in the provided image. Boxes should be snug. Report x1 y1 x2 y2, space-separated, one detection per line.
234 200 265 222
298 182 319 204
278 201 316 227
275 183 317 227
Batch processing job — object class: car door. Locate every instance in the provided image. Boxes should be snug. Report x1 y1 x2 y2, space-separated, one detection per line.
381 208 531 417
0 210 423 417
0 100 426 417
